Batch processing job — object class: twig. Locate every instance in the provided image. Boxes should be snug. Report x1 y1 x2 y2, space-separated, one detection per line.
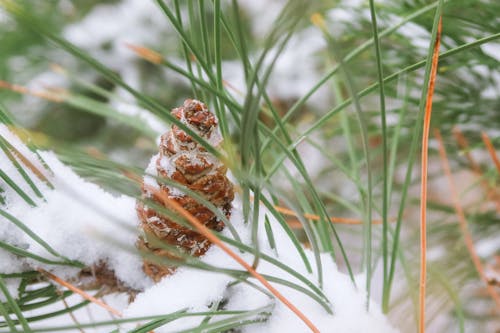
481 131 500 174
435 129 500 310
60 294 85 333
273 205 386 225
38 268 123 317
453 127 500 212
0 80 63 102
452 127 481 173
2 139 53 185
125 43 163 64
419 16 442 333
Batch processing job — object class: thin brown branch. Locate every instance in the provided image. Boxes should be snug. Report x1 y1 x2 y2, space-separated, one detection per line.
481 131 500 174
435 128 500 310
38 268 123 317
125 43 163 64
419 16 442 333
273 205 386 225
453 127 500 212
0 80 63 102
452 127 481 173
222 79 244 96
60 294 85 333
2 137 53 185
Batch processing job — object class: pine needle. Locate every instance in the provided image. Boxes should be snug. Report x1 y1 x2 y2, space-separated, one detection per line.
273 205 385 225
0 80 63 102
419 15 442 333
125 43 163 64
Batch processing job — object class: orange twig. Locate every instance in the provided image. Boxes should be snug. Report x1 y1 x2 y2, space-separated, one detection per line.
452 127 482 173
453 127 500 212
481 131 500 174
0 80 63 102
38 268 123 317
419 16 442 333
273 205 384 225
4 139 53 184
435 129 500 310
144 184 320 333
125 43 163 64
286 220 307 230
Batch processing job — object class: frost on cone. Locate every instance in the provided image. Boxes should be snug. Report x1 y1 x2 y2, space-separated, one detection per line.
137 99 234 281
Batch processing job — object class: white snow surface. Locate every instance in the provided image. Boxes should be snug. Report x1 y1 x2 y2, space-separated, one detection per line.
124 195 397 333
0 125 396 332
0 125 149 291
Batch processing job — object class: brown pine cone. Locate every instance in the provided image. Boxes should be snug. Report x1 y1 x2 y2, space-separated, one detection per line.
137 99 234 282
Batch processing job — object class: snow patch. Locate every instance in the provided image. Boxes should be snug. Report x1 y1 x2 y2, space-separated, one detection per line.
124 195 398 332
0 125 148 290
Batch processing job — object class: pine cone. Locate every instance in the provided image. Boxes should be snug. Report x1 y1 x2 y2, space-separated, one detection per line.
137 99 234 282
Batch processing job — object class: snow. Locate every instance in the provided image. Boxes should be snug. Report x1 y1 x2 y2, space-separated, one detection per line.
110 100 169 135
395 21 432 52
475 237 500 258
264 27 329 109
481 42 500 62
124 196 397 333
0 124 396 332
237 0 286 39
0 278 21 303
0 124 149 291
63 0 168 58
